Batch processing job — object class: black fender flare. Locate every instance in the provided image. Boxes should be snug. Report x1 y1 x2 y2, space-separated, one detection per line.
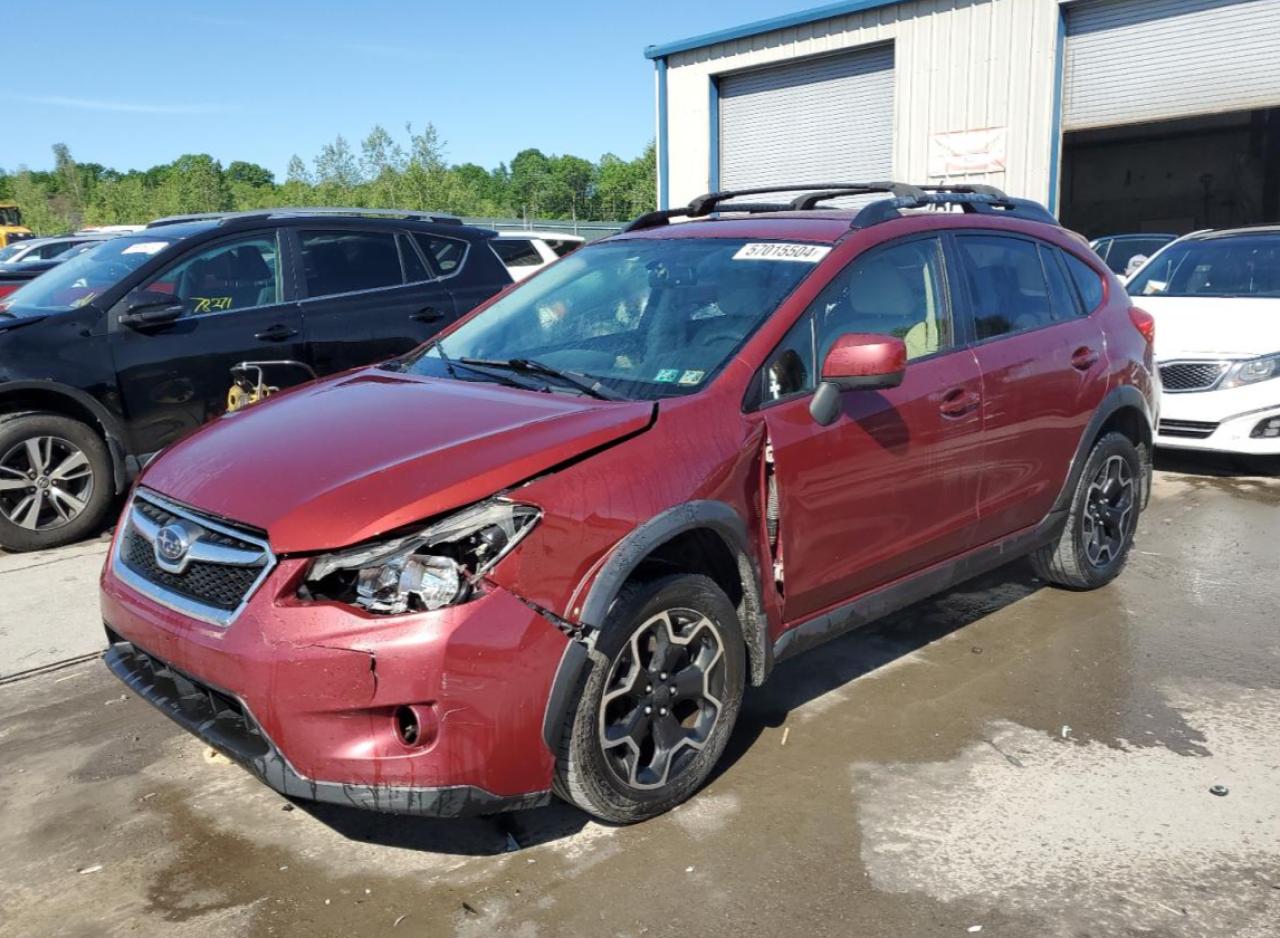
540 499 771 750
0 379 131 494
1052 384 1155 514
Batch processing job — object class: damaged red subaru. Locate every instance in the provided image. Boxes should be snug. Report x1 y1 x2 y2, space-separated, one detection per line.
102 184 1157 823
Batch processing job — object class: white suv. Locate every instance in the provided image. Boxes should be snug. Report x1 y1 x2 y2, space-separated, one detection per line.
1128 227 1280 455
490 231 585 281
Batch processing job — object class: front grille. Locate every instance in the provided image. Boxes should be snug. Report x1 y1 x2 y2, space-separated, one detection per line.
1159 361 1229 392
1158 419 1219 439
114 489 273 625
121 530 260 610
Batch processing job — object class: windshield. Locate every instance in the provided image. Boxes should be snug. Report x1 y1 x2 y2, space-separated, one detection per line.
0 244 23 263
397 237 826 400
0 207 20 227
0 236 173 316
1129 235 1280 298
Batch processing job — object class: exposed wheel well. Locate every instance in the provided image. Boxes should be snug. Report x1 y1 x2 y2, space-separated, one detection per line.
621 526 769 686
1096 404 1151 450
0 388 126 491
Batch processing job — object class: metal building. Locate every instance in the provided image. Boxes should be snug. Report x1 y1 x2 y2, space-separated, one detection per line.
646 0 1280 236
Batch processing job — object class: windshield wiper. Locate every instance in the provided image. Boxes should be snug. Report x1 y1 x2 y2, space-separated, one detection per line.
459 357 627 401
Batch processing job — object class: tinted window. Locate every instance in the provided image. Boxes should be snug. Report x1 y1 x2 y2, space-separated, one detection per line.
398 234 431 282
1099 237 1172 273
757 312 816 406
811 237 952 362
1041 246 1082 320
492 239 544 267
958 234 1055 339
548 239 582 258
416 234 467 275
143 234 282 315
38 241 79 259
1127 235 1280 298
1063 252 1106 311
301 230 402 297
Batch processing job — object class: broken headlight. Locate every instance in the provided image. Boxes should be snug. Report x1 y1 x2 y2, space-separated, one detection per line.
302 500 540 615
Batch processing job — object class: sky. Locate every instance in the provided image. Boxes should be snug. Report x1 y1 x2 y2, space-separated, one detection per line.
5 0 817 179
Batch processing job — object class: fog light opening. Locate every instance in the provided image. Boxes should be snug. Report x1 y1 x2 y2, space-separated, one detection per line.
394 706 420 746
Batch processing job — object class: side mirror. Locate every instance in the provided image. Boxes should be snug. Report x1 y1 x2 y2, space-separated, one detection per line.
809 333 907 426
120 291 184 328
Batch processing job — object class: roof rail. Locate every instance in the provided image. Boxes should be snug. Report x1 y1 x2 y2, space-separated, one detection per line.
623 182 1058 233
147 207 463 229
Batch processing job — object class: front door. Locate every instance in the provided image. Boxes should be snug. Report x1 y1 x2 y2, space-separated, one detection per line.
757 235 986 623
109 229 305 455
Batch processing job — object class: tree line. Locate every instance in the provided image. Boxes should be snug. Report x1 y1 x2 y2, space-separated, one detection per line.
0 124 657 235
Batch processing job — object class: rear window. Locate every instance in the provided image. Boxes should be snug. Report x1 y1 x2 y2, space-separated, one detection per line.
492 239 543 267
300 230 402 297
415 234 468 276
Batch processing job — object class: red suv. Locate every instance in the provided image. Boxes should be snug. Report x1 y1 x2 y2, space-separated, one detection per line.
101 184 1157 824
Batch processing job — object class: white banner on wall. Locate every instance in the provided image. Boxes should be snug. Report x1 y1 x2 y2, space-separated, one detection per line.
928 127 1008 176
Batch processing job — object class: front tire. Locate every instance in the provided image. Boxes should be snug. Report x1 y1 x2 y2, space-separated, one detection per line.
0 412 114 552
553 574 746 824
1031 431 1141 590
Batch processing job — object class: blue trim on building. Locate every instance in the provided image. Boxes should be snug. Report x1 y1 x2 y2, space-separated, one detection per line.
708 76 721 192
656 58 670 210
645 0 904 59
1047 7 1067 216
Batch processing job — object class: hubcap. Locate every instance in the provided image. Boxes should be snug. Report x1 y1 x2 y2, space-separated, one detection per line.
0 436 94 532
598 608 726 790
1081 454 1135 568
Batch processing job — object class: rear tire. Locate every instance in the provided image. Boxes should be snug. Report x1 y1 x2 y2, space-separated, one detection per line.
1031 432 1140 590
0 412 114 553
552 574 746 824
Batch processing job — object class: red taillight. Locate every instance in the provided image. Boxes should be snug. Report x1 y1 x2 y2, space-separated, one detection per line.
1129 306 1155 344
0 283 18 301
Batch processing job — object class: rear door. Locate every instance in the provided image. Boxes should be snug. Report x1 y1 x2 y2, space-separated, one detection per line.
109 228 305 455
295 227 456 373
955 232 1109 543
758 235 985 622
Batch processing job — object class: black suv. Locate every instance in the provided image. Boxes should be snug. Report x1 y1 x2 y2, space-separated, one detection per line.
0 208 512 552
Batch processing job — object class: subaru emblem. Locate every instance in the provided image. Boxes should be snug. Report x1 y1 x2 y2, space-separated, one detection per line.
154 523 191 571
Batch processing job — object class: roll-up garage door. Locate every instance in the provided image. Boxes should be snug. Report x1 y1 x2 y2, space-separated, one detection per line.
719 45 894 191
1064 0 1280 131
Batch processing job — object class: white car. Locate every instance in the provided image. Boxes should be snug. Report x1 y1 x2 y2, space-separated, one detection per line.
1127 227 1280 455
490 231 585 281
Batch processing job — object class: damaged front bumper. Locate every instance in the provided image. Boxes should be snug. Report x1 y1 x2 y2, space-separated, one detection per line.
101 553 573 816
104 636 550 816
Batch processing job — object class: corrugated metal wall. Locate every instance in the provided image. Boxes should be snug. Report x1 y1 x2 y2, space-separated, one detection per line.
663 0 1061 207
1063 0 1280 131
719 46 895 190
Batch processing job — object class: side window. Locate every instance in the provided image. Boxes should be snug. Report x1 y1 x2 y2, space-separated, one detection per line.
415 234 468 276
957 234 1055 340
1063 252 1105 313
300 230 402 297
548 239 582 258
813 237 952 363
398 234 431 283
492 239 544 268
1040 246 1082 321
142 233 281 315
756 312 816 407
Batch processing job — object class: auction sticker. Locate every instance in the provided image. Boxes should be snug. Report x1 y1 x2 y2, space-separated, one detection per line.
122 241 170 256
733 242 831 263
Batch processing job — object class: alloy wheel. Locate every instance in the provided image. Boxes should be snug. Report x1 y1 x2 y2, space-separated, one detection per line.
0 435 95 532
1081 454 1134 567
598 608 726 790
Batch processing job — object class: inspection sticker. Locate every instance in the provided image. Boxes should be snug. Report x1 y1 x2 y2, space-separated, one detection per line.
122 241 170 256
732 242 831 263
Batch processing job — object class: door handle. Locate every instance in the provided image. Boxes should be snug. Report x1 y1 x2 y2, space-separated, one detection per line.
410 306 444 323
1071 346 1100 371
939 387 981 418
254 324 298 342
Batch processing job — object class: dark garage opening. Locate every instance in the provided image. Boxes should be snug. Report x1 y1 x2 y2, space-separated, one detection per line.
1060 107 1280 239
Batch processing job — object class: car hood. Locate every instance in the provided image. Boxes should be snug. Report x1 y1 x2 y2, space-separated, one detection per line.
1138 296 1280 360
140 369 655 553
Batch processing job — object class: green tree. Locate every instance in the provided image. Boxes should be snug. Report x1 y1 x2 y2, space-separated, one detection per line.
509 148 551 219
226 161 275 188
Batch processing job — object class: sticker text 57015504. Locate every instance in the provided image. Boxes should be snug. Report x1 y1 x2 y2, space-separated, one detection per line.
732 243 832 263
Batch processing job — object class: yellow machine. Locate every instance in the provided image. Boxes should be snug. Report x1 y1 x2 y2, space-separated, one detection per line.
226 360 318 413
0 203 33 247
